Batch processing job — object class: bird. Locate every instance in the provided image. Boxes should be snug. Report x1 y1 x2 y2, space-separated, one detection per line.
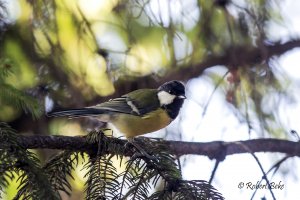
48 80 185 157
48 80 186 139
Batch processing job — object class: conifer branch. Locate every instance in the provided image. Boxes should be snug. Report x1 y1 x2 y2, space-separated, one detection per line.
6 135 300 159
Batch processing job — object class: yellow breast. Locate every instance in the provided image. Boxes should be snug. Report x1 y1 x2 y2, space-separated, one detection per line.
110 108 172 138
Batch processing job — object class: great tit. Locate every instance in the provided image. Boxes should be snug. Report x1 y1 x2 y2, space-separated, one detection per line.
48 80 186 138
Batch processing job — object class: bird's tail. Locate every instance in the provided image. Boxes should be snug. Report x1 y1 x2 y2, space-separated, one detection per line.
47 108 105 118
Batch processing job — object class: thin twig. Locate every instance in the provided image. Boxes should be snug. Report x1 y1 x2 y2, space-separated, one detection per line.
208 160 220 185
202 71 229 116
250 155 290 200
236 142 276 200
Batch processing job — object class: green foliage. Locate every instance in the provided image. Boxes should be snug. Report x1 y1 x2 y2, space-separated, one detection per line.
0 123 18 199
43 151 83 196
0 122 59 200
83 132 224 200
0 59 14 79
149 180 223 200
0 127 224 199
0 58 41 119
85 154 120 199
13 151 59 200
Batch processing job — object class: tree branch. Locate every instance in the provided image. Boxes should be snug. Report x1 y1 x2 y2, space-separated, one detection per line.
92 39 300 102
6 135 300 159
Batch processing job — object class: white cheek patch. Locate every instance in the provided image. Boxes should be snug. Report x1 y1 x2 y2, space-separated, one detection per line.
157 91 176 106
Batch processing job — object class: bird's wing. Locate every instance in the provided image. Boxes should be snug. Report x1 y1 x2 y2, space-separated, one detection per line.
91 97 135 114
92 89 160 116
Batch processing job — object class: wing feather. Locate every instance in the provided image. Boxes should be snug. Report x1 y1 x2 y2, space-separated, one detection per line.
49 89 160 118
91 89 160 116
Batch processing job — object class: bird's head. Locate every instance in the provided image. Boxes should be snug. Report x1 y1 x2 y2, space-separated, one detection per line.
157 80 186 119
157 80 186 106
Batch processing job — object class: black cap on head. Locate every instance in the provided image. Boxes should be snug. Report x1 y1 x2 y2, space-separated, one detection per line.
158 81 186 119
158 80 185 97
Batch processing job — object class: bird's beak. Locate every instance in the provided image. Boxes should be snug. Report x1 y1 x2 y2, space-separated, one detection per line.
178 95 186 99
